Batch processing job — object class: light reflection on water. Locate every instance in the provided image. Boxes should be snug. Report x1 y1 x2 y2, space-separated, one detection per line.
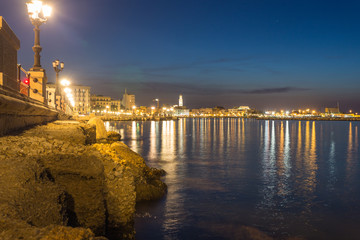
106 119 360 240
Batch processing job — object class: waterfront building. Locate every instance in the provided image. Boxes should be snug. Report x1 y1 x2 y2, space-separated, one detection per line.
173 106 190 117
111 100 122 112
179 94 183 107
228 106 252 116
212 106 226 115
46 83 90 114
191 108 213 116
325 107 340 114
122 89 135 110
71 85 91 115
91 95 112 111
91 95 122 113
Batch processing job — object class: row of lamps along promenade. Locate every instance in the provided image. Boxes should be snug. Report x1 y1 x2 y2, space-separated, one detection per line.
26 0 73 112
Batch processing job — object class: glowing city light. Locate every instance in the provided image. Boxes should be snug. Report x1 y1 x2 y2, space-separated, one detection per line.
60 79 70 86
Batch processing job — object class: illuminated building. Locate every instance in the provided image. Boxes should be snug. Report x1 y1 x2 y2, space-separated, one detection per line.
325 107 340 114
71 85 91 115
122 89 135 110
228 106 252 116
174 106 190 117
47 83 91 114
179 94 183 107
91 95 122 112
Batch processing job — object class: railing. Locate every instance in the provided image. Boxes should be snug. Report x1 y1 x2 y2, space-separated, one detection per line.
0 65 45 105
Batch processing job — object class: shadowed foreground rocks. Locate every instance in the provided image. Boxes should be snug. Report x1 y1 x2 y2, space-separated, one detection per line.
0 120 167 239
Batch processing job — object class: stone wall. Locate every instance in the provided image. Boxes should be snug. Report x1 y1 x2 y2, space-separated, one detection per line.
0 93 58 136
0 16 20 91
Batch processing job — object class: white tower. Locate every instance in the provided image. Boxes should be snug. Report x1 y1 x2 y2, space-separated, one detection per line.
179 94 183 107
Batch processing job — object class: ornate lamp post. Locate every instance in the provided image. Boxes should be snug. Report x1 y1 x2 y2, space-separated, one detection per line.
52 60 64 109
26 0 52 70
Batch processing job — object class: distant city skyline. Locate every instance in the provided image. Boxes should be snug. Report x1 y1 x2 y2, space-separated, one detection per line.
1 0 360 110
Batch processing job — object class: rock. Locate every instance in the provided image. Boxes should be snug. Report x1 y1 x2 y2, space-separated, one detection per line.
150 167 166 177
0 145 67 227
21 121 96 145
80 124 97 144
88 117 107 141
106 131 121 142
0 120 166 240
135 179 167 201
93 142 167 202
0 135 107 236
0 217 104 240
39 149 107 235
101 154 136 239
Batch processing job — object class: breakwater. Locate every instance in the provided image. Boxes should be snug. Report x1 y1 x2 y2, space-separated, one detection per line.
0 119 167 239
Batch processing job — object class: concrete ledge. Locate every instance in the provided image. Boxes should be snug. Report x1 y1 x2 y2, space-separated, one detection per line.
0 93 58 136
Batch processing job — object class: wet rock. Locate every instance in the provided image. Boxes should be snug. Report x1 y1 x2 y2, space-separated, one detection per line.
106 131 121 143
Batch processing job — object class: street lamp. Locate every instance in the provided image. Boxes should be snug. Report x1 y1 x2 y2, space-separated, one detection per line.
60 79 70 87
26 0 52 70
52 60 64 109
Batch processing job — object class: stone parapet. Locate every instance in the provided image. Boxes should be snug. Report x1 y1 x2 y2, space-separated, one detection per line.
0 93 58 136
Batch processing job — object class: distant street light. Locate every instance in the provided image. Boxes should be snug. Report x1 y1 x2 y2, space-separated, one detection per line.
26 0 52 70
60 79 70 87
62 81 74 114
52 60 64 109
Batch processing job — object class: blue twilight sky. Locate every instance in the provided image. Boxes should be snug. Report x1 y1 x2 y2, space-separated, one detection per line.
1 0 360 111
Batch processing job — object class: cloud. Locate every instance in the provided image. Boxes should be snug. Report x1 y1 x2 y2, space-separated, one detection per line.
139 81 310 96
143 57 254 73
245 87 309 94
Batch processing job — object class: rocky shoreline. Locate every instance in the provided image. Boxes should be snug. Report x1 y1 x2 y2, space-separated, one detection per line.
0 119 167 239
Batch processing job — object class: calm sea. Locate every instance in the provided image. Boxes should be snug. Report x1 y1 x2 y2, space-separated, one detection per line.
105 118 360 240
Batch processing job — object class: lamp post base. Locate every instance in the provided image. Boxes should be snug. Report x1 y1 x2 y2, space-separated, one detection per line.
28 69 47 104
